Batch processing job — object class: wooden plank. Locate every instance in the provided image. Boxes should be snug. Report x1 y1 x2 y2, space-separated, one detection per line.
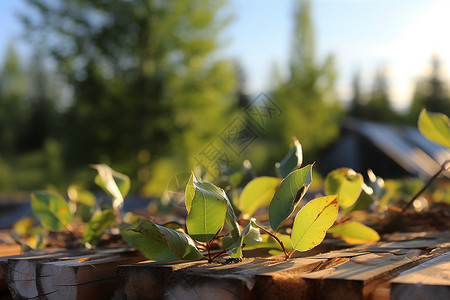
0 244 22 257
5 250 93 299
36 250 145 300
245 250 368 300
2 231 449 299
120 247 434 300
118 257 335 300
301 249 425 300
390 251 450 300
1 254 20 294
118 260 207 300
5 248 129 299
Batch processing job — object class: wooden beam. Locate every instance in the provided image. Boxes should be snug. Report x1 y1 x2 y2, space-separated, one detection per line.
301 249 426 300
5 250 82 299
117 257 335 300
391 251 450 300
5 248 132 299
36 250 145 300
118 260 207 300
0 244 22 257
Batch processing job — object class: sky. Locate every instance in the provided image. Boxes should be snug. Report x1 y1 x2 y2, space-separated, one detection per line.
1 0 450 112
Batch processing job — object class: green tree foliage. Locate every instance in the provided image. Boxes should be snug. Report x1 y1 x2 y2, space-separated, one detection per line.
348 70 366 118
22 0 237 194
0 44 28 156
0 45 62 192
408 55 450 124
365 68 397 122
267 0 342 166
348 68 397 122
20 51 58 151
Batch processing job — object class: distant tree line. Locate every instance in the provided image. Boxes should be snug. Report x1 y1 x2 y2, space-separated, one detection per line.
0 0 449 195
347 55 450 124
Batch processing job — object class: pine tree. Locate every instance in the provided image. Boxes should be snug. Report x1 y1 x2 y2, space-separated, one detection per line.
0 44 28 156
18 50 57 151
22 0 237 193
364 67 397 122
348 70 366 118
267 0 342 167
408 55 450 123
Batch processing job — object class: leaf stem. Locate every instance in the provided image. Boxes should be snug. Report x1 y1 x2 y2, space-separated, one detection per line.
287 249 296 259
206 242 212 263
210 249 227 262
65 223 74 233
113 203 123 225
255 224 290 260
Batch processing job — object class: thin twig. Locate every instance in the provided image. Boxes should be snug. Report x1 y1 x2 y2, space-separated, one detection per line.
287 249 296 259
210 249 227 262
255 224 290 259
401 160 450 213
382 160 449 233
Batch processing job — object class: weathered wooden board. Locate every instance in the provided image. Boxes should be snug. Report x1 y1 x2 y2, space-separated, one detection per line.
0 244 22 257
117 231 450 300
6 250 92 299
390 251 450 300
1 231 449 300
118 256 351 300
301 249 425 300
36 250 145 300
118 260 207 300
1 254 22 294
5 248 142 299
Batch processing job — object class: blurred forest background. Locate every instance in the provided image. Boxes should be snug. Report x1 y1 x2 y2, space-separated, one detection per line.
0 0 449 197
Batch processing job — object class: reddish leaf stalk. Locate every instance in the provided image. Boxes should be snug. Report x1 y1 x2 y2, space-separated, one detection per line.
206 243 212 263
210 249 227 261
255 224 291 260
113 205 123 225
205 231 223 263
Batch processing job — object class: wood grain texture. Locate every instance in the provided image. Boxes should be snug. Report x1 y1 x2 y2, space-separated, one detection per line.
6 251 82 299
391 251 450 300
36 250 145 300
301 249 424 300
117 232 450 300
1 231 450 300
118 260 207 300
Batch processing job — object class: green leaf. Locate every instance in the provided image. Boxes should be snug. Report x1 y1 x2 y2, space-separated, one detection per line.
238 176 281 218
67 185 96 206
225 200 241 243
121 221 203 262
328 222 380 244
269 164 314 231
92 164 130 209
276 137 303 178
418 108 450 147
31 191 73 231
226 218 262 258
291 195 338 252
67 185 96 222
325 168 363 208
185 173 237 242
83 209 116 246
13 217 42 237
343 186 374 213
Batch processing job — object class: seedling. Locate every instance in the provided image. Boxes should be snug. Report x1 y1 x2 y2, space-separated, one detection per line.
16 108 447 263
